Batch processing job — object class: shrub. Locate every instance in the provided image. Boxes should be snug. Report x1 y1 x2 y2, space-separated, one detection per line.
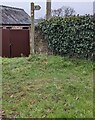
39 15 94 60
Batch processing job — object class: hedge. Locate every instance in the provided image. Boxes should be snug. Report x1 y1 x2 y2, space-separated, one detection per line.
39 15 94 60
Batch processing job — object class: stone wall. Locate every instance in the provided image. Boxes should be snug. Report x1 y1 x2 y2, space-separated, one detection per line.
34 26 49 54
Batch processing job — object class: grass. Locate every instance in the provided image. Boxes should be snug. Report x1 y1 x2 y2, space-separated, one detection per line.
2 54 94 118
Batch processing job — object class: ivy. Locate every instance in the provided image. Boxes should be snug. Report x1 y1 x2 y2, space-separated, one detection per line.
39 15 94 60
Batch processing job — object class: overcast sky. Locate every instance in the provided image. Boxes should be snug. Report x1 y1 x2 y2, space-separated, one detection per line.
0 0 94 19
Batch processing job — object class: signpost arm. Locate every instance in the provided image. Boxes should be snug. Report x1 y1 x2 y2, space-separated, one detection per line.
30 2 35 54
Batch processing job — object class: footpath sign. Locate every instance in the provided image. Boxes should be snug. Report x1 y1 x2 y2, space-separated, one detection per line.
34 5 41 10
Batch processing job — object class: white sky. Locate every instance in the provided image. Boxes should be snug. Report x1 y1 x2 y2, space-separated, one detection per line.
0 0 94 19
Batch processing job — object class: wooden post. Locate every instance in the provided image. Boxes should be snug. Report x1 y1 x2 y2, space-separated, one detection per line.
46 0 51 20
30 2 35 54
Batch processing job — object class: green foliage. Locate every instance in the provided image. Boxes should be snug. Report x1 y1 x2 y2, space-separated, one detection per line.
39 15 94 59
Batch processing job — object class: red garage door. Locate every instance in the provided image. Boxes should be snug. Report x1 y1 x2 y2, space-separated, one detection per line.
0 29 30 57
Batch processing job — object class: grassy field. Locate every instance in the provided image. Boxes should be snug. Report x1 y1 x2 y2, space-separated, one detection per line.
2 55 93 118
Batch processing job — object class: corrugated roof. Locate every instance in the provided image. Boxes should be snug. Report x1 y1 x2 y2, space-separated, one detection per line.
0 5 31 25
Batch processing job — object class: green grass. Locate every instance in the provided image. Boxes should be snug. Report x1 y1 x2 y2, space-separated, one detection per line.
2 55 93 118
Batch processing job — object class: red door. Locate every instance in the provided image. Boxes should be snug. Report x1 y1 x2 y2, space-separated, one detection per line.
2 29 10 57
10 30 30 57
1 29 30 58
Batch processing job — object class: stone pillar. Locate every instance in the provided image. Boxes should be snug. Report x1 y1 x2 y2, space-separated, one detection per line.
46 0 51 20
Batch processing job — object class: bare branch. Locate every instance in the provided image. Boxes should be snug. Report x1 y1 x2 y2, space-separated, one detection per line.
51 6 76 17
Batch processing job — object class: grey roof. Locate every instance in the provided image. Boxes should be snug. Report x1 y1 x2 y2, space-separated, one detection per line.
0 5 31 25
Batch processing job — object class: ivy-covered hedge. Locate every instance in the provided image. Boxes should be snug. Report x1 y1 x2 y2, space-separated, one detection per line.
39 15 94 59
